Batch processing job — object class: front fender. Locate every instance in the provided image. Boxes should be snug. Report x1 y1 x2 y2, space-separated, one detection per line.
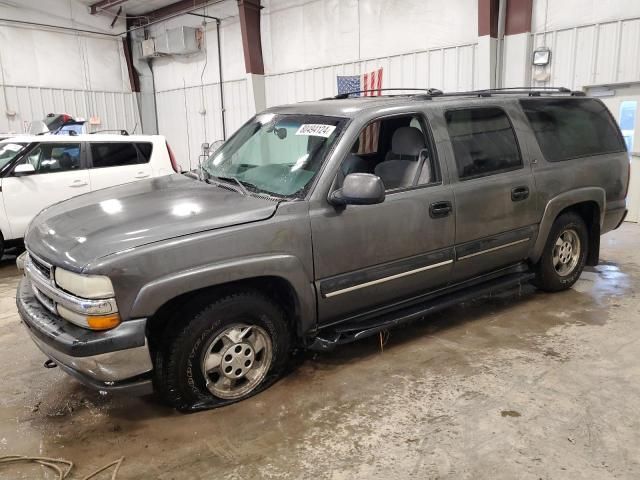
130 254 316 335
530 187 605 263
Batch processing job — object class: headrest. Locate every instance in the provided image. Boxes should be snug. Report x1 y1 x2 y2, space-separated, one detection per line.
391 127 426 157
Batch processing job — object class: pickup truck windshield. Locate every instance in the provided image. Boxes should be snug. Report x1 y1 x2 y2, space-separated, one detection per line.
202 113 347 198
0 142 26 170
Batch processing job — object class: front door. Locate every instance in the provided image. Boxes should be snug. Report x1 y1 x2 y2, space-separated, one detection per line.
440 105 539 281
310 113 455 325
2 141 90 238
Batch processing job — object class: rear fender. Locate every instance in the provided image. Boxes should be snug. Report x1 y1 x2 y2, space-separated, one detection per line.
530 187 605 264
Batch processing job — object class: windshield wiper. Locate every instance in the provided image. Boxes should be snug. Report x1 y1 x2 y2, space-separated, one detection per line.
203 173 248 195
216 176 251 195
203 172 285 201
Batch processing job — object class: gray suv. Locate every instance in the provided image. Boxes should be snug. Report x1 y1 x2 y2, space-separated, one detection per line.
16 87 629 410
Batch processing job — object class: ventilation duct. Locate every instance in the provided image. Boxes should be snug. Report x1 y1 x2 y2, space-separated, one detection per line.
142 26 201 57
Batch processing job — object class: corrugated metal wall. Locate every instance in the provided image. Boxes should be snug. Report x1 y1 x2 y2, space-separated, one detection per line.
155 79 253 171
531 16 640 89
265 43 478 107
0 85 139 134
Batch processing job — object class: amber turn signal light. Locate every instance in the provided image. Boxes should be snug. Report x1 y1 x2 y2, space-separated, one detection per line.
87 313 121 331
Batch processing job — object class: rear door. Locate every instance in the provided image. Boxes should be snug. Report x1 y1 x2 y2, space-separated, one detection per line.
87 141 153 191
2 141 90 238
438 104 538 281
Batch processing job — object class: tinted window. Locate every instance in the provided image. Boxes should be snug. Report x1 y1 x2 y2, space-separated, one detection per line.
90 142 148 168
520 98 625 161
445 108 522 179
136 142 153 162
15 143 81 173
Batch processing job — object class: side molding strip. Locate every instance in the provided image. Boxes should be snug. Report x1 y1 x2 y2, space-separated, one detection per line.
324 259 453 298
458 238 530 261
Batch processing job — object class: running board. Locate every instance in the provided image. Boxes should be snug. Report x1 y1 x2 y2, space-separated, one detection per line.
308 270 535 351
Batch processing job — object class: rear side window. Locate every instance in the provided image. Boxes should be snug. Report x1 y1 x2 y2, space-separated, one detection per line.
90 142 151 168
520 98 625 161
136 142 153 162
445 107 522 180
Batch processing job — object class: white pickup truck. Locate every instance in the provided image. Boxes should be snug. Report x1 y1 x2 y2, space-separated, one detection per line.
0 134 179 257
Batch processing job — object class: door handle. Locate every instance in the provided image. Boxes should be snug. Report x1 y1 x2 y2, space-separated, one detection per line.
429 201 452 218
69 180 88 187
511 186 530 201
134 172 150 179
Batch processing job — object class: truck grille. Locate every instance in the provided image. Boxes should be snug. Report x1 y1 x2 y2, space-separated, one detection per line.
30 254 52 280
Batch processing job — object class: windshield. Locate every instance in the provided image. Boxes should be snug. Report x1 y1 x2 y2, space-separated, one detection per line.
202 113 347 198
0 142 27 169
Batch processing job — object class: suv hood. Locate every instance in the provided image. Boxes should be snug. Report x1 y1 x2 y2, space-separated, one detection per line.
25 174 279 270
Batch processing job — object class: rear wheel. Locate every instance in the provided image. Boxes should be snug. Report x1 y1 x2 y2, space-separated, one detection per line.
154 291 291 409
534 212 588 292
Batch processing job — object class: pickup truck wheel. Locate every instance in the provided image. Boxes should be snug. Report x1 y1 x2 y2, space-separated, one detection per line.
534 212 588 292
157 291 290 409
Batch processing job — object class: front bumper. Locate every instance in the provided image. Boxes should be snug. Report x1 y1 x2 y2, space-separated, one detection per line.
17 276 154 395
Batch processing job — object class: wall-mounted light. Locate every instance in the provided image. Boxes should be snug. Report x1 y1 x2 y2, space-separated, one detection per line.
533 47 551 66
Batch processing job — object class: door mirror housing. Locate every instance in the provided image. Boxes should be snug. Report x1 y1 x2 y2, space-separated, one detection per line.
330 173 385 206
13 163 36 176
209 140 224 155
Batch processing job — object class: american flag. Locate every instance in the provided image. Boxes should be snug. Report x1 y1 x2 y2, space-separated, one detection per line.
336 68 383 97
336 68 383 152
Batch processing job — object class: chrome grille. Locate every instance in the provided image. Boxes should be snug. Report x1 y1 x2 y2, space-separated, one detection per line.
29 254 52 280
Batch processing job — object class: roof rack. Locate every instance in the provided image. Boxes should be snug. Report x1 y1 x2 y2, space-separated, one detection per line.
322 86 585 101
449 86 586 97
89 129 130 135
326 88 444 100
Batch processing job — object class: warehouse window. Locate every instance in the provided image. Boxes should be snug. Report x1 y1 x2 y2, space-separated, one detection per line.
445 107 522 180
520 98 626 161
90 142 151 168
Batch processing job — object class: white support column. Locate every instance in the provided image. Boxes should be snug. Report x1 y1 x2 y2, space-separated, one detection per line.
502 32 533 87
477 35 498 90
246 73 266 115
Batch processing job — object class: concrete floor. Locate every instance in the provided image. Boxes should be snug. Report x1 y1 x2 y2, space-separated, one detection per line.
1 225 640 479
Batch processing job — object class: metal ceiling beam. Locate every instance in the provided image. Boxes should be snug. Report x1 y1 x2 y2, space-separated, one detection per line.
238 0 263 74
131 0 213 26
89 0 128 15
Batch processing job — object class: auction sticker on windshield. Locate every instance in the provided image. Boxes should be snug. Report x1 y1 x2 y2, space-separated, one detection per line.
296 124 336 138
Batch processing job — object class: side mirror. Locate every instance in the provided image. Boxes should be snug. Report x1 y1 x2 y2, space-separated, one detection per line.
209 140 224 154
329 173 385 207
13 163 36 176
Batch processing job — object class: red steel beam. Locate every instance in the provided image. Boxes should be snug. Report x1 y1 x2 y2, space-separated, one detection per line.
238 0 263 74
478 0 499 37
505 0 533 35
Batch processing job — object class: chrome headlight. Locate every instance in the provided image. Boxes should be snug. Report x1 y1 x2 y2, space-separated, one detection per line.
54 268 115 299
53 268 120 330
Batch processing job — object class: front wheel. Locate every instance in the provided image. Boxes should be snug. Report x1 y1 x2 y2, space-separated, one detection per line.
534 212 588 292
154 291 291 409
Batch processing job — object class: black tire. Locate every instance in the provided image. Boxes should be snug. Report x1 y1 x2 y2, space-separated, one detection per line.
534 212 588 292
154 290 291 410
